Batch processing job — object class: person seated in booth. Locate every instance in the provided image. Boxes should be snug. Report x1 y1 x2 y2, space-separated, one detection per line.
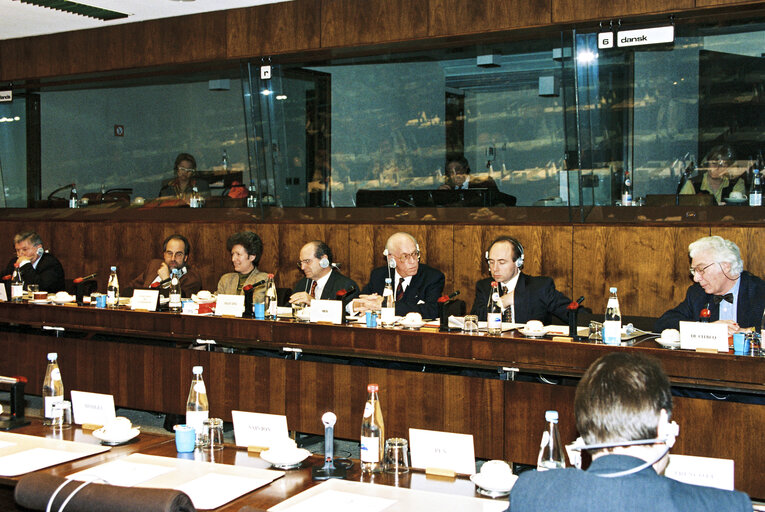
217 231 269 300
353 232 445 319
158 153 210 202
679 144 747 205
471 236 571 324
507 352 752 512
438 155 499 191
3 231 65 293
289 241 359 305
655 235 765 334
127 234 203 297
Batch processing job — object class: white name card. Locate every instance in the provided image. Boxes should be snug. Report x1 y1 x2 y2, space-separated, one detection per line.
71 390 116 426
0 284 7 301
0 90 11 103
665 454 734 491
131 289 159 311
231 410 289 448
679 321 728 352
215 294 244 317
409 428 476 475
618 25 674 47
309 299 343 324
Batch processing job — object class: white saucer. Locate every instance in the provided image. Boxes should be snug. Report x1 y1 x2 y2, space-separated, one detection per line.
30 299 50 304
52 297 75 305
92 427 140 445
656 338 681 349
260 448 311 469
518 328 546 338
470 473 518 496
724 196 747 204
191 294 216 304
398 321 425 329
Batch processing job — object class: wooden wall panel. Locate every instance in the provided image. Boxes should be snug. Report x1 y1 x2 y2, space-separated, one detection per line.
320 0 429 48
718 226 765 280
572 225 709 318
552 0 693 22
227 0 322 59
429 0 551 37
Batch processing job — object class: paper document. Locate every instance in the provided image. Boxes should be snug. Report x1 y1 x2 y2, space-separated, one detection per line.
271 490 395 512
175 473 274 510
0 448 83 477
67 459 175 487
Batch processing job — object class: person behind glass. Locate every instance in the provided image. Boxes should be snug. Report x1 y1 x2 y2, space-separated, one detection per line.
679 144 746 205
438 155 498 191
217 231 269 300
471 236 571 324
158 153 211 202
353 232 445 319
2 231 65 293
507 352 752 512
128 234 202 297
289 241 359 305
655 235 765 334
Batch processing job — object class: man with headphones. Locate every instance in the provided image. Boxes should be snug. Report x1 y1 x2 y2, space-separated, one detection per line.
3 231 65 293
128 234 203 297
354 232 445 319
289 241 358 305
471 236 571 324
655 235 765 334
507 352 752 511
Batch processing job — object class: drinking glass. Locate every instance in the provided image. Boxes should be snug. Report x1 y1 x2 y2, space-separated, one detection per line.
383 438 409 474
463 315 479 334
204 418 224 451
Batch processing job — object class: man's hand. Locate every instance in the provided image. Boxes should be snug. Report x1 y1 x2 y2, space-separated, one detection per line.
157 262 171 281
289 291 312 305
353 294 383 313
500 292 514 309
713 319 741 335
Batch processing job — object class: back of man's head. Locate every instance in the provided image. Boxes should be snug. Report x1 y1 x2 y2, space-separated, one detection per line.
575 352 672 446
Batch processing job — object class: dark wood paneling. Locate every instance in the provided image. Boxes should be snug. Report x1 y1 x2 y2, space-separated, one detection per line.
320 0 429 48
720 226 765 281
429 0 551 37
226 0 322 59
552 0 693 22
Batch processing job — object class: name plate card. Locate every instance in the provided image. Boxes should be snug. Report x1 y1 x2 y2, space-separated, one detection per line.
309 299 343 324
679 321 728 352
70 390 116 426
409 428 476 475
131 289 159 311
0 285 7 301
665 454 734 490
231 411 289 448
215 294 244 317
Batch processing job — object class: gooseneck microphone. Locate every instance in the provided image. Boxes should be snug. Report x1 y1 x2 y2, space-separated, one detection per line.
437 290 460 303
73 273 97 284
335 286 356 299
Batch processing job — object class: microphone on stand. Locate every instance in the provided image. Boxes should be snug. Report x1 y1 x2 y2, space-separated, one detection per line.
437 290 460 303
2 275 11 281
74 273 98 304
438 290 461 332
73 273 97 284
336 286 357 323
567 296 585 340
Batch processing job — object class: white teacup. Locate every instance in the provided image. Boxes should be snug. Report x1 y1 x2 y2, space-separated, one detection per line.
267 437 298 460
659 329 680 343
479 460 514 488
54 291 72 302
101 416 133 438
525 320 544 333
196 290 213 301
402 312 423 325
729 191 745 200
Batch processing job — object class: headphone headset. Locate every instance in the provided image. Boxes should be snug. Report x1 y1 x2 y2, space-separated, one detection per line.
37 247 44 257
319 257 330 269
485 237 524 268
383 243 420 269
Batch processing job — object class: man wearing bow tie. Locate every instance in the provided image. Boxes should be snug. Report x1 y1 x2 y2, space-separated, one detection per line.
655 236 765 334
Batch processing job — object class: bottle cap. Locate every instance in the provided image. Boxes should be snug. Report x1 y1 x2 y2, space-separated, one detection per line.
268 273 275 279
367 383 378 392
192 366 203 375
172 269 179 275
545 410 559 422
47 352 58 361
609 286 617 293
13 263 19 268
491 281 498 287
110 266 117 271
385 278 391 284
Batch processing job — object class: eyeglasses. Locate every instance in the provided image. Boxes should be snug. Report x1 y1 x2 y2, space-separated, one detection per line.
689 262 716 277
177 166 195 173
297 258 315 267
394 251 420 263
164 250 185 259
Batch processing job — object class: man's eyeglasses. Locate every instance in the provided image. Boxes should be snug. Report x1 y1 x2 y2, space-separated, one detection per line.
177 166 195 173
164 250 185 259
689 262 716 277
394 251 420 263
297 258 316 267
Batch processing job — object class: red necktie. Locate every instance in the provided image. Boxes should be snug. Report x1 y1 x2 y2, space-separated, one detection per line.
310 281 317 298
396 279 404 301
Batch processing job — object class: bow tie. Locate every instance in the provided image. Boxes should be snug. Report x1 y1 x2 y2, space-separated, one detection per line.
712 293 734 305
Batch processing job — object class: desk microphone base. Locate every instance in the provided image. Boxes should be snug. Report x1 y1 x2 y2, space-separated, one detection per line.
0 418 31 431
312 465 347 481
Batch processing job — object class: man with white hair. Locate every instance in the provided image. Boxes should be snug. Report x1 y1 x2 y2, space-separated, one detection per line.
354 232 444 319
655 235 765 333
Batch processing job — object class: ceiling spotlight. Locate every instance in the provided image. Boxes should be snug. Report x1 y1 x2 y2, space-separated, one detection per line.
261 89 273 96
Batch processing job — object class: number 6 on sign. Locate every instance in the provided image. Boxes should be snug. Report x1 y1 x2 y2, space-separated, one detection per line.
598 32 613 49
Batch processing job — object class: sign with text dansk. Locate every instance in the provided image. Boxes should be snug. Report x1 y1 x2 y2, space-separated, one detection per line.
598 26 674 49
0 90 12 102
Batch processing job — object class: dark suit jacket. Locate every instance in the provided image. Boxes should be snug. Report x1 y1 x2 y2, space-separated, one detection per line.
508 454 751 512
655 271 765 332
4 253 66 293
471 273 571 324
361 264 445 319
128 259 203 298
292 268 359 301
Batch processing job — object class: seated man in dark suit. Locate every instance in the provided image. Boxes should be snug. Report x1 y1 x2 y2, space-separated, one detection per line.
354 232 444 319
128 234 203 297
3 231 65 293
655 235 765 334
289 241 358 304
471 236 571 324
508 352 752 512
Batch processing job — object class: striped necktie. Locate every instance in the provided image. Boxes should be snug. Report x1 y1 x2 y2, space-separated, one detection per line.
310 280 317 298
396 278 405 301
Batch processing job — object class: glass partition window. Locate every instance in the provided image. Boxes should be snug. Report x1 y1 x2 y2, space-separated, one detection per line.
0 98 27 207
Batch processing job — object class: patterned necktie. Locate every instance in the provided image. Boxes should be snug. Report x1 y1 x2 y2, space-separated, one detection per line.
396 278 404 301
712 293 733 305
310 280 317 298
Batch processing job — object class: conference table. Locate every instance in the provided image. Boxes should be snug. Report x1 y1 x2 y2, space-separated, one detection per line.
0 301 762 498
